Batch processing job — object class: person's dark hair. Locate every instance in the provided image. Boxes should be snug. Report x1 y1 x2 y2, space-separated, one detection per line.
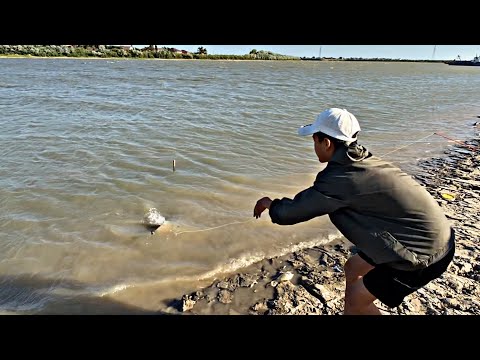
314 131 360 148
313 131 349 147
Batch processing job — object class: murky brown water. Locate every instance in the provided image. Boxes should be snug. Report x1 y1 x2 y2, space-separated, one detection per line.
1 58 478 313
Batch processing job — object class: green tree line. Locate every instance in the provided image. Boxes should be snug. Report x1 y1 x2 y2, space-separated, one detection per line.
0 45 300 60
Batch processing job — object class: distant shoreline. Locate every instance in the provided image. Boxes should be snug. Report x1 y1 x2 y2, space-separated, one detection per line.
0 55 184 61
0 55 291 62
0 55 447 63
0 45 451 63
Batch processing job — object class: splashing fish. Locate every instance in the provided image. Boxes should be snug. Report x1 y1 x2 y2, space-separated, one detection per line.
143 208 165 234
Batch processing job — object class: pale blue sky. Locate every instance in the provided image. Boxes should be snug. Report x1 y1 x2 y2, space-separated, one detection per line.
137 45 480 60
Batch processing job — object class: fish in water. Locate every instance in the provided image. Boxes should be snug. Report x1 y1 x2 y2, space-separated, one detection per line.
143 208 166 234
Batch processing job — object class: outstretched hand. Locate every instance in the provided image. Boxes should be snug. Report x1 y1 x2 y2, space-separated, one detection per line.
253 197 273 219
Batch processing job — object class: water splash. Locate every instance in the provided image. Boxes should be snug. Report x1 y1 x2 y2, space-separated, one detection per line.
142 208 165 234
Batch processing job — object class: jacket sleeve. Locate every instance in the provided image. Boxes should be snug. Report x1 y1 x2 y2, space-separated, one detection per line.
269 184 347 225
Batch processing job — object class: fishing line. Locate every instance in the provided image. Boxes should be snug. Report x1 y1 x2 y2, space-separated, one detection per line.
172 218 255 236
380 132 437 157
381 50 440 159
379 129 478 158
433 132 478 152
381 50 478 158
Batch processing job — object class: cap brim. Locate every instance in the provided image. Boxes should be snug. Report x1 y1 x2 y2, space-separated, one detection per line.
298 124 316 136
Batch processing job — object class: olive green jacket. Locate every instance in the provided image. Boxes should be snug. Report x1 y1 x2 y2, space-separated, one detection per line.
269 143 454 271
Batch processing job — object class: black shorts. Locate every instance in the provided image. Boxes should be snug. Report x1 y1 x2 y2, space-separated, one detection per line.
359 243 455 309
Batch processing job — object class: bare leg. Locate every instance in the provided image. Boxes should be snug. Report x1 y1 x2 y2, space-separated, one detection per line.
343 254 381 315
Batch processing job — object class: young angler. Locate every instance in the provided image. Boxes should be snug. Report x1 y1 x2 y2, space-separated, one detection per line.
253 108 455 315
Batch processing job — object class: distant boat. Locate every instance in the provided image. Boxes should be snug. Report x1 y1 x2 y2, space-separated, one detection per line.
444 55 480 66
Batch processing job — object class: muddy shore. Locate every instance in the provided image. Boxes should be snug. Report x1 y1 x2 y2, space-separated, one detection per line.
169 135 480 315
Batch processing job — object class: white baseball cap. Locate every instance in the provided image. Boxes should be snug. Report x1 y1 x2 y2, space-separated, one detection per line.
298 108 361 142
